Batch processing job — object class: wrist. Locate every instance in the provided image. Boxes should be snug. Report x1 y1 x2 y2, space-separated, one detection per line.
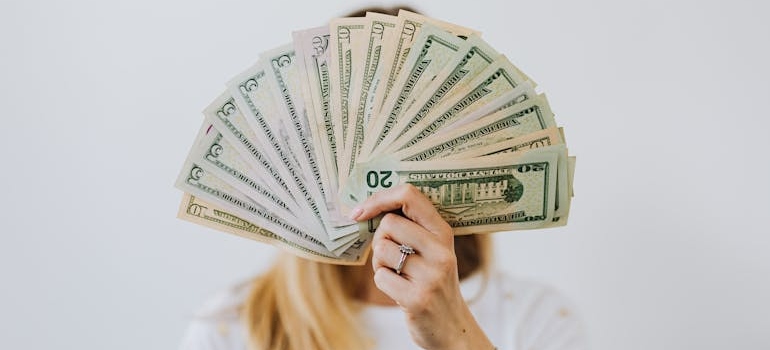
443 309 494 350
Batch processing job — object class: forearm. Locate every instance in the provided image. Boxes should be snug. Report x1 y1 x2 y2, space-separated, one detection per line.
439 307 495 350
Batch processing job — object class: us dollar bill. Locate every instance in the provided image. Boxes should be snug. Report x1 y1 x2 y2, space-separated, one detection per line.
176 154 358 253
262 44 342 239
260 46 360 239
473 134 570 226
177 13 577 264
177 193 372 265
390 94 556 161
439 79 539 132
176 158 325 251
225 64 308 205
359 24 467 160
293 26 337 174
204 89 338 237
562 113 575 199
443 127 564 160
328 18 367 160
386 57 533 153
344 147 562 234
363 33 500 159
203 92 298 210
339 13 398 185
327 18 367 191
372 9 479 116
186 119 301 221
293 27 355 227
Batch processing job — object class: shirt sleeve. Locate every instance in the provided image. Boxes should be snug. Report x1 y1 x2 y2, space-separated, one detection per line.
512 285 588 350
178 316 247 350
178 318 227 350
178 286 250 350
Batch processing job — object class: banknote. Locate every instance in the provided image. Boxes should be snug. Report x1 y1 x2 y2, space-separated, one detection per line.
343 146 563 234
358 24 468 160
365 36 505 160
186 120 300 221
176 155 358 253
454 128 569 225
203 92 298 210
443 127 564 160
390 94 556 161
384 57 532 153
328 18 367 170
260 46 359 239
226 64 307 210
177 13 576 264
371 9 479 116
176 158 323 251
339 13 398 186
438 79 538 131
177 193 372 265
568 156 576 198
293 27 355 227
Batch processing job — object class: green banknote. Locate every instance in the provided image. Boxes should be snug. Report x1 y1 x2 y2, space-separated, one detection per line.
339 13 399 185
386 57 532 153
176 155 358 254
391 94 556 161
186 119 300 220
293 26 356 227
178 193 372 265
359 24 467 160
177 13 576 265
372 9 479 115
344 146 563 234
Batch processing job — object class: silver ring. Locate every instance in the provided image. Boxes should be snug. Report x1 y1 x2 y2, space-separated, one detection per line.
395 243 415 275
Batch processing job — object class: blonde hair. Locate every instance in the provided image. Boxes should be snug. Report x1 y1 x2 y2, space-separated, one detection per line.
241 234 493 350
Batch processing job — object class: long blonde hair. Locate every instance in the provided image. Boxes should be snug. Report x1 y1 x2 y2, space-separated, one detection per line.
241 234 493 350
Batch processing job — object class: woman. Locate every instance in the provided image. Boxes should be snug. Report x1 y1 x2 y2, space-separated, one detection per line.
179 184 586 349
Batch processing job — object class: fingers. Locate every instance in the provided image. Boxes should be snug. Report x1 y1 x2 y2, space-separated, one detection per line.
371 238 422 277
373 213 433 255
372 246 459 310
373 266 411 305
351 184 452 238
359 184 461 311
371 213 454 278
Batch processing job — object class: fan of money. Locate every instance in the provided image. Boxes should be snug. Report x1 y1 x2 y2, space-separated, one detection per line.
175 10 575 265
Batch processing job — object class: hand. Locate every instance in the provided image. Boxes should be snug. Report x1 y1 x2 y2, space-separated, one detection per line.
350 184 495 350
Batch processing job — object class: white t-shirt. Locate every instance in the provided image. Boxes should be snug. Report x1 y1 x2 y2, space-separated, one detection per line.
179 271 587 350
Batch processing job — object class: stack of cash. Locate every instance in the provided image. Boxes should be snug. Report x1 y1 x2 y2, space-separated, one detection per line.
175 10 575 265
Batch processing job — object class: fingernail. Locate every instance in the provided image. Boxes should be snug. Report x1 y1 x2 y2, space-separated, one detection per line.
349 207 364 221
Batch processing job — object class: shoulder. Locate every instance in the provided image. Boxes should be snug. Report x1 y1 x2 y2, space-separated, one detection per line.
472 271 589 350
178 282 252 350
491 270 575 309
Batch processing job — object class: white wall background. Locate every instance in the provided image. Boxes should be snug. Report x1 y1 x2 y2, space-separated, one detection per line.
1 0 768 349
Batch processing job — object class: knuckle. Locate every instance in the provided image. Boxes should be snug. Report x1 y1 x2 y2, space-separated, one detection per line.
434 249 457 273
397 183 419 199
380 212 399 227
404 183 422 197
372 242 389 257
441 221 453 234
436 224 455 245
373 267 389 288
372 229 384 242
